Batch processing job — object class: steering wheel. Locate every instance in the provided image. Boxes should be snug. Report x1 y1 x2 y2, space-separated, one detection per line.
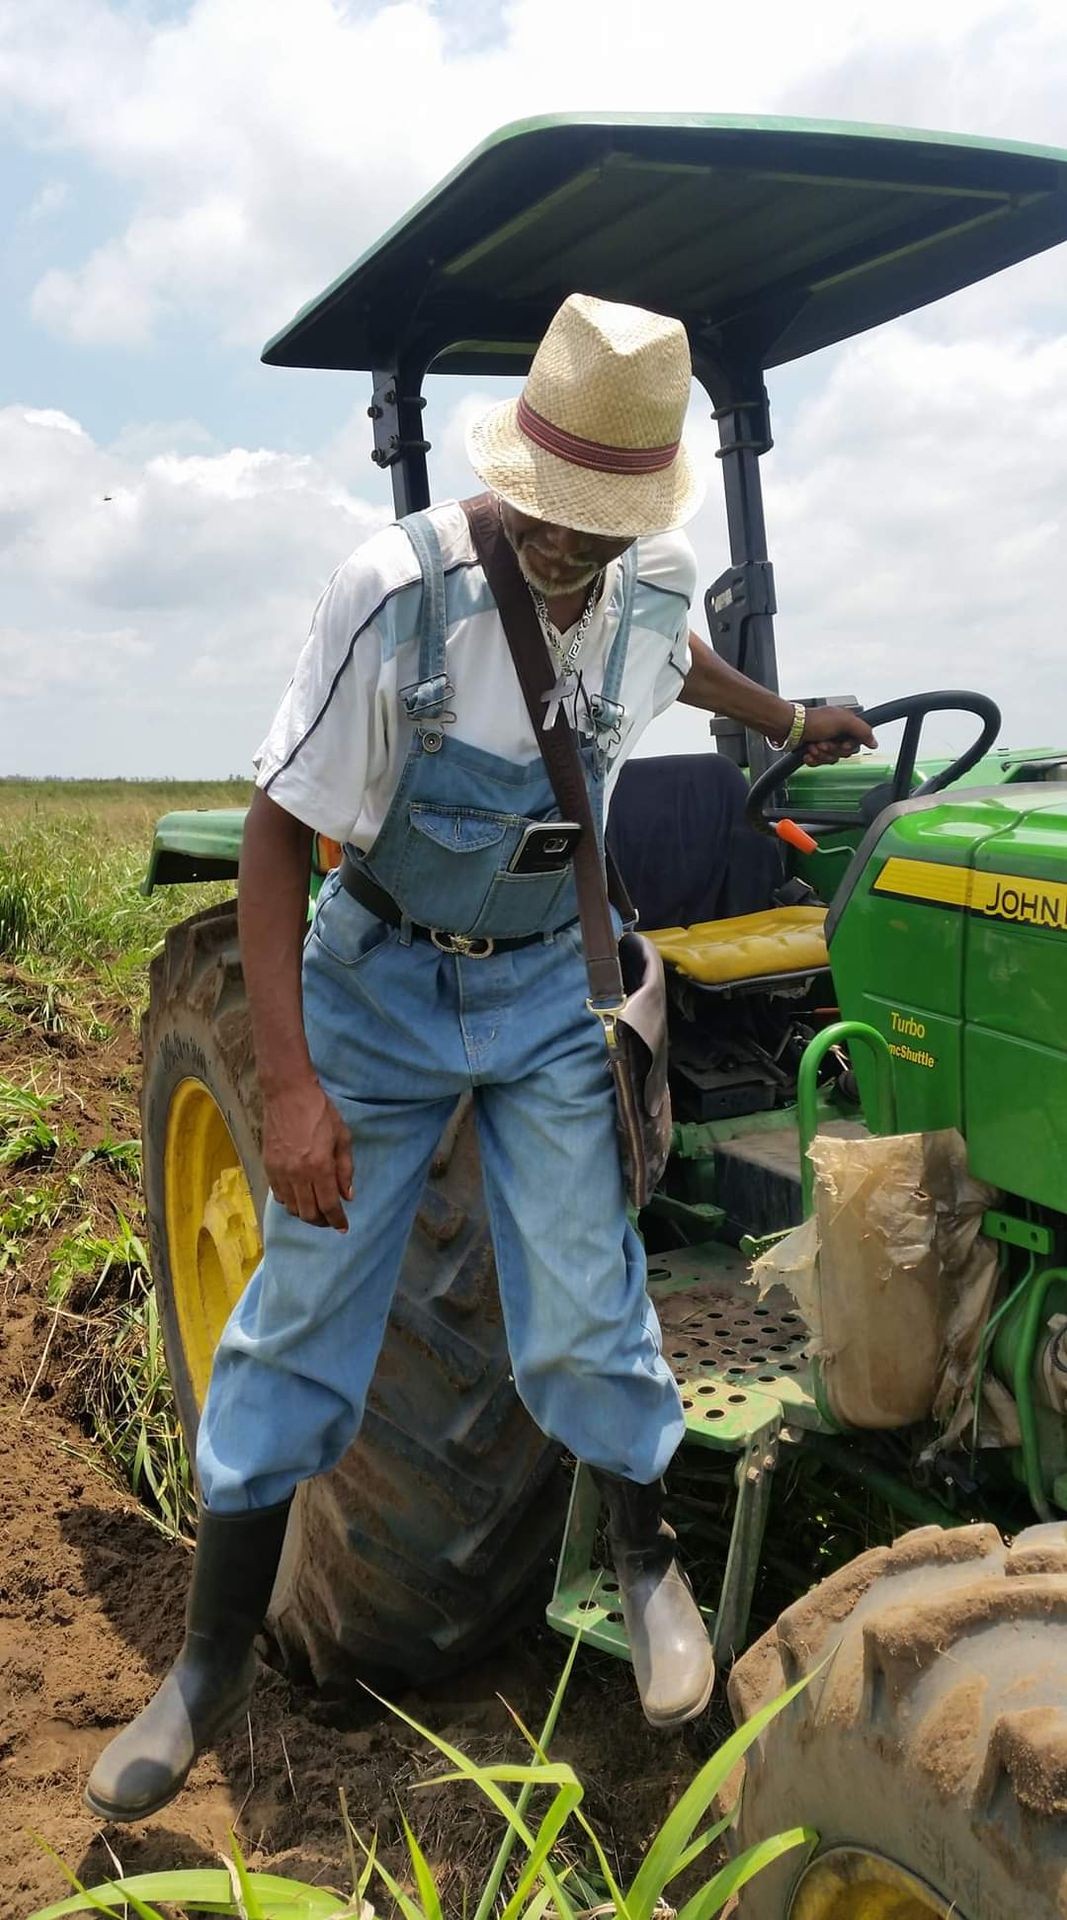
744 690 1002 834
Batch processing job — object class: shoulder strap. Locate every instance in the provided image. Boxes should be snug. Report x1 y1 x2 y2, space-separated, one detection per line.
401 511 451 731
462 494 626 1007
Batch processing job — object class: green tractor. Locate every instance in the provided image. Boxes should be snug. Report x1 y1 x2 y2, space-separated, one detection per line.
142 116 1067 1917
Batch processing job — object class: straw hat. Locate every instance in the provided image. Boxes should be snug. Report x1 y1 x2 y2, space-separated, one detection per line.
466 293 704 538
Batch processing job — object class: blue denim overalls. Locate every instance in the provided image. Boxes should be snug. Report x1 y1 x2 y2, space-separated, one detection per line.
196 514 685 1511
345 510 630 941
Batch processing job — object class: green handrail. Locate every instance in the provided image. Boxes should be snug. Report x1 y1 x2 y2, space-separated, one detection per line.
797 1019 897 1217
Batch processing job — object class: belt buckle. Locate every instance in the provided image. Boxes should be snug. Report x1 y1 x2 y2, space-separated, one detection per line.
430 928 495 958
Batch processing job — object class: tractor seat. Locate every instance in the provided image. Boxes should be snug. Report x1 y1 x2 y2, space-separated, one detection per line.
647 905 829 987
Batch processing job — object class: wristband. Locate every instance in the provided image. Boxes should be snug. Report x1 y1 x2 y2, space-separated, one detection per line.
768 702 806 751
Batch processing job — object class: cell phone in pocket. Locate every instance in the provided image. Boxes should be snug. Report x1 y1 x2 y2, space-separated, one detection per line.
507 820 582 876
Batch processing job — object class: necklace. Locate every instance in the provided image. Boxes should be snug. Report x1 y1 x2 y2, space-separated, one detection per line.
494 494 601 668
529 579 602 732
529 578 601 674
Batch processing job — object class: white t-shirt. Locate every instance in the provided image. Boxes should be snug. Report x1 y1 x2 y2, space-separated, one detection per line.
255 500 696 847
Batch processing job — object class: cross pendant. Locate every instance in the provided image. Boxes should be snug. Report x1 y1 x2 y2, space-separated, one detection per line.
542 671 575 732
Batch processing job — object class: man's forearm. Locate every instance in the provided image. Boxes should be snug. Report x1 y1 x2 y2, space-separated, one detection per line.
238 788 316 1097
679 632 793 740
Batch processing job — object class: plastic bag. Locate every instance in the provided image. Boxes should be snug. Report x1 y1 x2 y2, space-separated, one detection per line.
752 1128 1005 1435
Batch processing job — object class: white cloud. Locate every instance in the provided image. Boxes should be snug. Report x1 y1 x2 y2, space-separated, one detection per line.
5 0 1067 352
747 326 1067 756
3 0 1067 773
0 403 386 775
20 408 85 436
20 181 70 224
0 624 148 701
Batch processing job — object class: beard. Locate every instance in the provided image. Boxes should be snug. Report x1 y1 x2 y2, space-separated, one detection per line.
512 549 602 599
495 496 606 601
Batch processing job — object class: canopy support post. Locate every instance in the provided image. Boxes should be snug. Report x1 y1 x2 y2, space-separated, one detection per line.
369 365 431 517
693 350 779 778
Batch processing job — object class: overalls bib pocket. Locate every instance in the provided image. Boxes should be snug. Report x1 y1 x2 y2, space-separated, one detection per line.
396 801 580 938
395 803 514 932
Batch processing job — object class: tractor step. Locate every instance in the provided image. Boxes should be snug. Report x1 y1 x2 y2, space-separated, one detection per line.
547 1240 833 1665
712 1116 866 1237
648 1238 825 1432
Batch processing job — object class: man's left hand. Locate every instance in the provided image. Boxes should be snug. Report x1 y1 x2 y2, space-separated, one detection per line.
800 706 878 767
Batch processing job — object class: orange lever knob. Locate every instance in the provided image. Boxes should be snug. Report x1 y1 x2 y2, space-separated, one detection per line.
775 817 819 855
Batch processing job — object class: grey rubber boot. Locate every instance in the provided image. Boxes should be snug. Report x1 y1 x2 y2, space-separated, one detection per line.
591 1471 715 1729
85 1499 292 1823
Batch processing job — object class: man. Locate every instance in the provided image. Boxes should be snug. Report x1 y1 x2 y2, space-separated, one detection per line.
86 294 872 1823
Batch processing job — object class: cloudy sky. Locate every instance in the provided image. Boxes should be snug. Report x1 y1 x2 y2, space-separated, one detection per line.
3 0 1067 779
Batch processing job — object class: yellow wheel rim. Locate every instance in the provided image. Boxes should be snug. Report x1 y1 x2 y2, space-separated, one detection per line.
790 1848 962 1920
163 1077 262 1408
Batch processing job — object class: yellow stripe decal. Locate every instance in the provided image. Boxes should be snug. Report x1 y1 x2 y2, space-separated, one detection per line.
874 857 1067 930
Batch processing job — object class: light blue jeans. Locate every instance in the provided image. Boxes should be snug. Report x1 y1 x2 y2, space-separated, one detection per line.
196 877 685 1510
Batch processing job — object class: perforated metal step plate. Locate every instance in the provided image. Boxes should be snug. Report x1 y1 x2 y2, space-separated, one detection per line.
649 1241 823 1439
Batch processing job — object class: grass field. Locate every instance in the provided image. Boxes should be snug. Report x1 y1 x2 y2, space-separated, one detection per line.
0 778 250 1535
0 777 250 1003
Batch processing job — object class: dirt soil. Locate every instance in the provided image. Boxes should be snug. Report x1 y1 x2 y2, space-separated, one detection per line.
0 971 726 1917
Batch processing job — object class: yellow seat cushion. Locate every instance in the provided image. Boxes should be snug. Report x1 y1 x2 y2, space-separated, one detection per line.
648 906 829 986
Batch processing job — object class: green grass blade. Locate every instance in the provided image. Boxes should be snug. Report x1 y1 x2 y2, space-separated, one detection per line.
361 1685 576 1920
27 1835 165 1920
567 1803 630 1920
519 1888 557 1920
25 1864 352 1919
421 1763 580 1789
497 1784 583 1920
359 1685 535 1835
356 1832 377 1903
625 1674 813 1920
24 1894 152 1920
227 1834 266 1920
662 1811 735 1885
676 1827 817 1920
471 1632 583 1920
345 1818 428 1920
498 1624 584 1769
400 1814 444 1920
338 1786 363 1898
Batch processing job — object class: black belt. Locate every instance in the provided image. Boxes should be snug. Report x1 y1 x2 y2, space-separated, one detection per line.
338 854 573 957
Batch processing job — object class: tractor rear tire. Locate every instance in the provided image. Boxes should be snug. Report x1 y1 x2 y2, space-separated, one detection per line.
728 1520 1067 1919
141 901 567 1688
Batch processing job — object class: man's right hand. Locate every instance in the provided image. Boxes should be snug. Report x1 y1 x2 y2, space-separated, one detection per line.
262 1077 354 1231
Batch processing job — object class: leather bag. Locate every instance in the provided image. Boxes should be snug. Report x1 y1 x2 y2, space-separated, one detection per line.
462 495 671 1208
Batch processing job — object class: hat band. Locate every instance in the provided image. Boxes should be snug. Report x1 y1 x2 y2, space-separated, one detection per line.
516 395 679 476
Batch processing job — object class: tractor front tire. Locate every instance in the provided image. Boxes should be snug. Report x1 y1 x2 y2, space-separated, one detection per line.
728 1520 1067 1919
141 901 567 1688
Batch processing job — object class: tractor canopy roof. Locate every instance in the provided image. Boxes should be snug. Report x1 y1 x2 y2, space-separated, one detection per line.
262 113 1067 379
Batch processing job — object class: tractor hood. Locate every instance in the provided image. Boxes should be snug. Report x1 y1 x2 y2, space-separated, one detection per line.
829 785 1067 1211
262 115 1067 378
